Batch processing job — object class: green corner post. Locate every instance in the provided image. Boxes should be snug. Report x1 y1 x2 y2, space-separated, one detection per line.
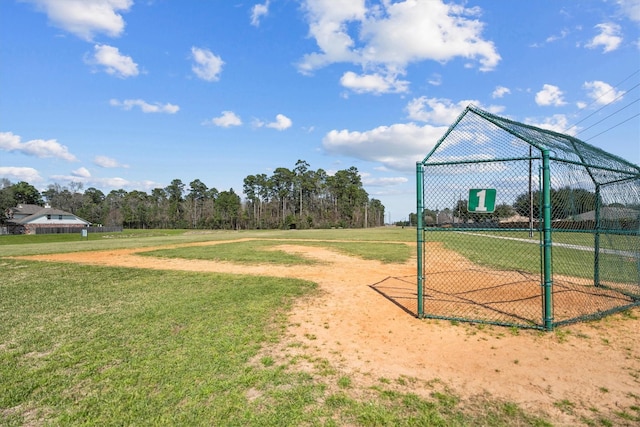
541 150 554 330
593 184 601 288
416 162 425 318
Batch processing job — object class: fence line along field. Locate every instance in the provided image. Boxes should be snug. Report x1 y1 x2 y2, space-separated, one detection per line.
2 228 639 426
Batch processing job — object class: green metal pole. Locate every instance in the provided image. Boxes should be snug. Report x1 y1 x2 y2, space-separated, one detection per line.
416 162 425 318
593 184 601 287
541 150 554 331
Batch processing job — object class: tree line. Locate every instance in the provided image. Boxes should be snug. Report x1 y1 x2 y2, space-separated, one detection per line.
0 160 386 230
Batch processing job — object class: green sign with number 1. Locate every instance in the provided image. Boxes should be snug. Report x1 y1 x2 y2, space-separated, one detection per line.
468 189 496 213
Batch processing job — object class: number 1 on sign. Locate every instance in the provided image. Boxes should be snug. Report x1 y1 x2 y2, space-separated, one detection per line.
475 189 488 212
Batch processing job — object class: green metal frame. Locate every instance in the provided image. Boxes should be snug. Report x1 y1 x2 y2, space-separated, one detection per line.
416 105 640 331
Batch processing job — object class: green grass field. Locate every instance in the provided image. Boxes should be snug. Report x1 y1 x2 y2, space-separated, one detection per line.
140 239 413 265
0 228 557 426
426 231 639 284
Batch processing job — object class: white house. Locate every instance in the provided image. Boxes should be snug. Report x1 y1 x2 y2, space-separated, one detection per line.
4 204 90 235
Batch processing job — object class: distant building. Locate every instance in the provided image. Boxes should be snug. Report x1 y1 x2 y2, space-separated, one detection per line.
4 204 90 235
573 206 639 221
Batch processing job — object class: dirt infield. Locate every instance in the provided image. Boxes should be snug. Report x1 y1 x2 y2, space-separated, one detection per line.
18 239 640 425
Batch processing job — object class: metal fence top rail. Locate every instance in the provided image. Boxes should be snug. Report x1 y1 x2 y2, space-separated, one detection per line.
421 105 640 183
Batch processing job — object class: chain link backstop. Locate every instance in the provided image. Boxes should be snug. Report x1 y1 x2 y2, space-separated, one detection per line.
414 105 640 330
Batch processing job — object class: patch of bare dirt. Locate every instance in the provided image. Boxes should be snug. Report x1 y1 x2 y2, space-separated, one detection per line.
17 240 640 425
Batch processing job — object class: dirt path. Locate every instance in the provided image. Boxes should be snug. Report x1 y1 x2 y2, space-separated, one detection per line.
18 240 640 425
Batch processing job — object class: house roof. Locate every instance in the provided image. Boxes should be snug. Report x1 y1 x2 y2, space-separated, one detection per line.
6 204 90 225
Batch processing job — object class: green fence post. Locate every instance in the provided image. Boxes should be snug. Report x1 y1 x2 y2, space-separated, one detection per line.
416 162 424 318
593 184 601 287
542 150 554 330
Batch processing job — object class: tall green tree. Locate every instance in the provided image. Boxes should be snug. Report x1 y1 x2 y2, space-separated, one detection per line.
215 189 241 229
10 181 43 206
105 189 127 226
78 187 106 224
187 179 208 228
165 179 186 228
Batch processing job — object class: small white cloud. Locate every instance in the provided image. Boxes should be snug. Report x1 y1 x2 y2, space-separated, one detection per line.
251 1 270 27
492 86 511 99
0 131 77 161
110 99 179 114
546 29 570 43
340 71 409 94
266 114 292 130
94 155 128 168
586 23 622 53
191 47 224 82
583 80 625 105
24 0 132 41
525 114 573 135
72 167 91 178
0 166 42 182
427 74 442 86
535 84 566 107
362 176 409 186
97 177 131 188
251 118 266 128
405 97 504 125
88 44 139 78
206 111 243 127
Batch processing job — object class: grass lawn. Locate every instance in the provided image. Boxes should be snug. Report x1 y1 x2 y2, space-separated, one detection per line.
0 228 554 426
427 231 639 284
140 240 413 265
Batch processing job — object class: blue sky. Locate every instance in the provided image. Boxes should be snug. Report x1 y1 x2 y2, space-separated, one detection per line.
1 0 639 222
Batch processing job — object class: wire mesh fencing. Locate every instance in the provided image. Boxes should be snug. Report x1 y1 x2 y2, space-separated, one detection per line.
413 105 639 330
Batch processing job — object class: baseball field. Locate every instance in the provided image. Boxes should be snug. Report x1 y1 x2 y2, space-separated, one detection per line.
1 228 639 426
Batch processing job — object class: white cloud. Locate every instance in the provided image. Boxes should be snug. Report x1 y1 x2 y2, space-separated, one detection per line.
88 44 139 78
405 97 503 126
547 29 568 43
95 176 131 188
583 80 626 105
298 0 500 87
322 122 448 171
250 1 270 27
427 74 442 86
0 166 42 182
266 114 292 130
110 99 180 114
206 111 243 127
535 84 566 106
525 114 574 135
617 0 640 22
361 175 409 186
0 131 77 161
24 0 132 41
340 71 409 94
586 23 623 53
492 86 511 99
94 155 128 168
191 47 224 82
72 167 91 178
297 0 365 74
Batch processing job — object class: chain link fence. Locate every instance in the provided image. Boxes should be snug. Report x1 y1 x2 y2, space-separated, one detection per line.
411 105 640 330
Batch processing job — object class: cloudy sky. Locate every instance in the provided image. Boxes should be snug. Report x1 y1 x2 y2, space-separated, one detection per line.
1 0 639 222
